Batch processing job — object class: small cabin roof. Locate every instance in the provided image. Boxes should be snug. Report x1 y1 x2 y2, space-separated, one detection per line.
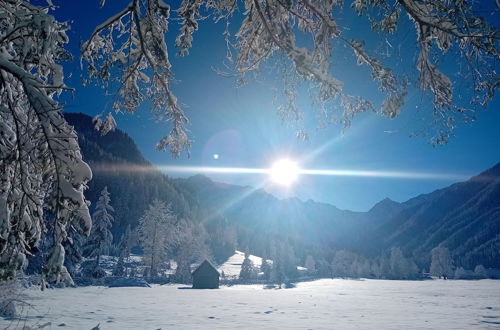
192 259 220 276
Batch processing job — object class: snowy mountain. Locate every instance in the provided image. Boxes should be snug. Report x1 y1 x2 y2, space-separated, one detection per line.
67 113 500 269
174 168 500 269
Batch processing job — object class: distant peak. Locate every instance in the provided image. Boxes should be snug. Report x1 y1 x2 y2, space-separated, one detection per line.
187 174 213 184
369 197 400 213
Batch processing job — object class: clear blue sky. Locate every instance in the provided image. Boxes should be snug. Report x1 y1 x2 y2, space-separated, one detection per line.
52 1 500 211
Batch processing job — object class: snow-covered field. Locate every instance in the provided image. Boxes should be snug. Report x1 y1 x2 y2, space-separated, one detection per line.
2 279 499 330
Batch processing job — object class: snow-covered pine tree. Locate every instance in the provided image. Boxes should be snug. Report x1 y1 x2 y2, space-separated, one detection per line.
85 186 114 276
239 252 256 281
430 246 454 279
113 256 125 277
139 200 176 280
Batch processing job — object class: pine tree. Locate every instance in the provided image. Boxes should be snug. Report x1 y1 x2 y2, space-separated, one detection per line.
113 256 125 277
85 186 114 276
239 253 256 281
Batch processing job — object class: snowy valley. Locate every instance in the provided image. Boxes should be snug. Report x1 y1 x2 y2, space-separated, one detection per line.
2 279 500 329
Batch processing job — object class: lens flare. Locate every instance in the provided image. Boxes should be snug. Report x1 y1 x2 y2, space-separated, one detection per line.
100 163 469 183
270 159 300 186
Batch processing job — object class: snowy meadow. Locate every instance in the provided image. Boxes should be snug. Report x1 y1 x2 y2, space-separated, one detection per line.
2 279 500 330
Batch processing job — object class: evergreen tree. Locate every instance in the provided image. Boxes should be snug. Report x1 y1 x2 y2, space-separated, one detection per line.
85 186 114 275
239 253 256 281
113 256 125 277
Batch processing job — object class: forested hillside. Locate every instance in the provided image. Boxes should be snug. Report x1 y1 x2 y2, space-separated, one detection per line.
67 113 500 272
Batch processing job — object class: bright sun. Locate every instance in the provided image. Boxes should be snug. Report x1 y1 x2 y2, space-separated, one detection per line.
270 159 300 186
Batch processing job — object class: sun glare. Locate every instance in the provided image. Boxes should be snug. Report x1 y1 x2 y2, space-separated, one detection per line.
270 159 300 186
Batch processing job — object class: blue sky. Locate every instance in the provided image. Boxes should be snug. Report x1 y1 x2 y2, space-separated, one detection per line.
52 1 500 211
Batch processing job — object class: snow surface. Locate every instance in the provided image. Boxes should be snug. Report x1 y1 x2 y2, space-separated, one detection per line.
218 250 269 278
2 279 500 329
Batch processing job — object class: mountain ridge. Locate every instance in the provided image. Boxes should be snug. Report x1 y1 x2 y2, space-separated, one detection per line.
66 112 500 269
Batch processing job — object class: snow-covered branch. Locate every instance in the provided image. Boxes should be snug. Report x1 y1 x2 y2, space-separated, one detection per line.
0 0 91 283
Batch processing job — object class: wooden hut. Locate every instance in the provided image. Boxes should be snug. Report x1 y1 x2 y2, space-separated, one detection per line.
192 260 220 289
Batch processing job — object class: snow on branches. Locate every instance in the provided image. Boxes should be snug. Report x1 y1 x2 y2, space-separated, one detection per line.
85 0 498 145
81 0 190 156
0 0 91 283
